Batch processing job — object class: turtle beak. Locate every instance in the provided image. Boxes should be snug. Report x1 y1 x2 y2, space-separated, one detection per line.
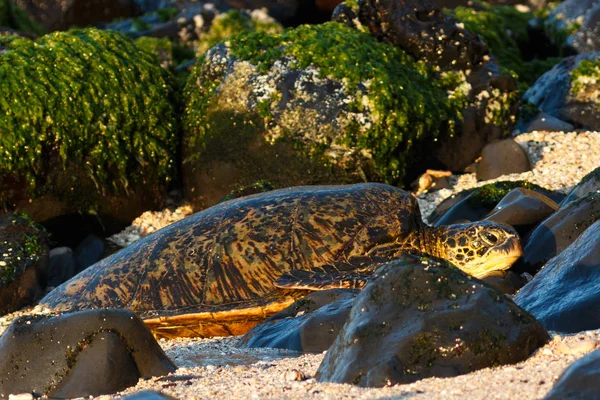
470 234 523 279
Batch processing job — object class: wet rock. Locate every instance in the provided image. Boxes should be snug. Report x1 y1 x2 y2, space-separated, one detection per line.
521 193 600 274
560 166 600 206
316 255 549 387
484 188 558 237
47 247 77 289
239 289 358 352
0 213 48 316
476 139 531 181
545 348 600 399
0 309 176 397
515 111 575 134
515 221 600 333
523 52 600 131
15 0 141 32
433 181 560 226
74 234 105 274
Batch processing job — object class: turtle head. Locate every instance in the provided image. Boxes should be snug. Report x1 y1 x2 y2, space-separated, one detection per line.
432 221 522 279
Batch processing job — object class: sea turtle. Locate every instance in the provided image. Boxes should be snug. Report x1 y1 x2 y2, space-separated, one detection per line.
41 183 522 338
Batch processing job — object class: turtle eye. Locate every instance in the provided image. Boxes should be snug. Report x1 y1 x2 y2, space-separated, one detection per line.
484 232 498 244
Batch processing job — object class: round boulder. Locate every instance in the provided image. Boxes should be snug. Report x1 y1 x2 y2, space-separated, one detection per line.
182 22 477 208
0 309 176 397
476 139 531 181
0 29 178 229
484 187 558 237
316 255 549 387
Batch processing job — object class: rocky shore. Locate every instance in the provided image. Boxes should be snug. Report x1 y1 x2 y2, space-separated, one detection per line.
2 0 600 398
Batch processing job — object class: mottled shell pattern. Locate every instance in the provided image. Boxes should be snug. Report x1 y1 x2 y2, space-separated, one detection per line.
42 184 422 319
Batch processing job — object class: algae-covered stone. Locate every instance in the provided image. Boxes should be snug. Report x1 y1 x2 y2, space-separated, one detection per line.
523 52 600 131
542 0 598 53
0 0 44 36
197 9 283 55
316 254 549 387
0 29 178 225
183 22 474 208
431 180 560 226
333 0 521 172
0 212 48 315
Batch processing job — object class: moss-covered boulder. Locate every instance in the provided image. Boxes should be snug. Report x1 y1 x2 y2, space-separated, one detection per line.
333 0 519 172
183 22 516 208
0 28 178 227
0 0 44 36
522 52 600 131
0 212 48 315
316 254 549 387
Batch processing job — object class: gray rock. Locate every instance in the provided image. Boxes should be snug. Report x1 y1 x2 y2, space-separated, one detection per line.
47 247 77 288
521 193 600 274
122 391 178 400
484 188 558 236
74 234 105 274
316 255 549 387
545 348 600 399
514 111 574 135
0 309 176 397
476 139 532 181
432 181 559 226
239 289 358 352
515 221 600 333
523 52 600 131
560 166 600 206
544 0 600 53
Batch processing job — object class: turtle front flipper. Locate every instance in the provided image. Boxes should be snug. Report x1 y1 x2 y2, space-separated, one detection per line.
274 268 369 290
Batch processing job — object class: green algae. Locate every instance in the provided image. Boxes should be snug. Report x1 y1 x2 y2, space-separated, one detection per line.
468 181 549 207
186 22 471 186
0 213 47 287
198 9 283 55
0 0 45 36
571 59 600 98
449 5 560 90
0 28 178 199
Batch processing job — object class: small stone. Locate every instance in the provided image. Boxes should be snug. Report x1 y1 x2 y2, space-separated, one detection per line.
282 369 305 382
542 348 553 356
8 394 34 400
556 339 599 355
